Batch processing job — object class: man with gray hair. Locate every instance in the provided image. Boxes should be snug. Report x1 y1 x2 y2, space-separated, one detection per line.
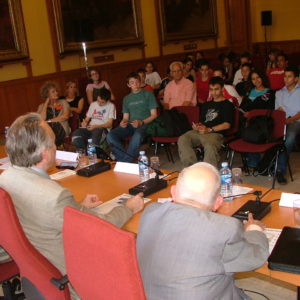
137 162 269 300
0 113 144 299
163 61 196 109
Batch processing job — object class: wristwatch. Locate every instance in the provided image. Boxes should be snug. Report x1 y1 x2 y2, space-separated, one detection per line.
209 127 215 133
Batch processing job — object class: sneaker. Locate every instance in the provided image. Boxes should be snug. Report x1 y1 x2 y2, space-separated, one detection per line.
276 171 287 185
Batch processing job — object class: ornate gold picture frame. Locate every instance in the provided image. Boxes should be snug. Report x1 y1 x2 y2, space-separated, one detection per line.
0 0 28 62
51 0 144 54
157 0 217 43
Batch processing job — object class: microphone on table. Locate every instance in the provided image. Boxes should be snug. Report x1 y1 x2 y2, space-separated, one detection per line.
230 190 272 221
76 144 111 177
108 143 168 197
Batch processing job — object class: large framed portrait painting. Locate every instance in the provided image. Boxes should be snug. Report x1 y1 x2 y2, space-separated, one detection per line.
0 0 28 62
51 0 144 54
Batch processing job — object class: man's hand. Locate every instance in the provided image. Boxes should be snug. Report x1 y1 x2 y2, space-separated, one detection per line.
87 125 98 131
192 122 200 130
120 119 128 128
81 194 103 208
131 120 143 128
198 124 209 134
286 117 294 125
81 120 87 128
243 213 265 231
125 193 144 214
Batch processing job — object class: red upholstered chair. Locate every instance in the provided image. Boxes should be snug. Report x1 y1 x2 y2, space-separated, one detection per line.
0 188 70 300
63 206 146 300
152 106 200 163
228 109 292 188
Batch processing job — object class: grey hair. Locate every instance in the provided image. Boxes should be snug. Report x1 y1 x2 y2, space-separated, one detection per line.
169 61 184 71
6 113 54 167
176 162 221 208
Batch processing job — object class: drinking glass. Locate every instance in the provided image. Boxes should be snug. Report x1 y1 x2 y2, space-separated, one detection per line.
76 149 87 168
293 199 300 227
150 156 160 173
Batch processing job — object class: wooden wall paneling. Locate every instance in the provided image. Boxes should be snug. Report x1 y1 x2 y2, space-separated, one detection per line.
225 0 251 52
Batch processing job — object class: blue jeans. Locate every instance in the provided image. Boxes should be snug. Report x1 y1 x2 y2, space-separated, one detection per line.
245 153 260 168
106 124 147 162
277 121 300 175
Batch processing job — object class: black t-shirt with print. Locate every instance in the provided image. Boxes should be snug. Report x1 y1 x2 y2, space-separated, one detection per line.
200 99 234 135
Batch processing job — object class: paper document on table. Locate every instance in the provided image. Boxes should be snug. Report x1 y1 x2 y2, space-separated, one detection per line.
279 192 300 208
264 228 282 254
50 169 76 180
0 157 9 164
95 193 151 215
231 185 253 197
56 150 78 162
114 162 139 175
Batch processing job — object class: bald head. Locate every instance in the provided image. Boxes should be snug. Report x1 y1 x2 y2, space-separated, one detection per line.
173 162 221 209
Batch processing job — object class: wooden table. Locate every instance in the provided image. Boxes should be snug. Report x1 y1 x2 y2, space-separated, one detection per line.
55 164 300 289
0 145 299 290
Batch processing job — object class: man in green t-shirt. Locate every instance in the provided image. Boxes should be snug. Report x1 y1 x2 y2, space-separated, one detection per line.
107 72 157 162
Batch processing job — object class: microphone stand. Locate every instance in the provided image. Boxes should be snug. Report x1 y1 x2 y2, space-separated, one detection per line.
106 143 168 196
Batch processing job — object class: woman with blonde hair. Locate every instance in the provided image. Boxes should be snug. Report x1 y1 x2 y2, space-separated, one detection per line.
37 81 70 146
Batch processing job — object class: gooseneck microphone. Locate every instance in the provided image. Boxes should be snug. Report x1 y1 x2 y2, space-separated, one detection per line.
230 190 272 221
108 143 168 197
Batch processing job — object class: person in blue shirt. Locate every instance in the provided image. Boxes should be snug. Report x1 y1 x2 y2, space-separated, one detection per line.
275 66 300 184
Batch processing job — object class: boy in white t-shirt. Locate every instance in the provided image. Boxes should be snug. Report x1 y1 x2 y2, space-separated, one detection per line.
72 88 116 151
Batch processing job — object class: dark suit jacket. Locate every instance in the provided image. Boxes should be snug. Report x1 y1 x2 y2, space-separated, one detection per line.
137 202 269 300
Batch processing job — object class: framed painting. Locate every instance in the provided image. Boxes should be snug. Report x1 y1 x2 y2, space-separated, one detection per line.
0 0 28 62
157 0 217 43
51 0 144 54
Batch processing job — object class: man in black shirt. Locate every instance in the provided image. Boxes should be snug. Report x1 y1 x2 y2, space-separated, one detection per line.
178 77 234 167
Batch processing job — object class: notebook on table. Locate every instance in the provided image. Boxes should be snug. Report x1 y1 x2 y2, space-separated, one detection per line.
268 226 300 274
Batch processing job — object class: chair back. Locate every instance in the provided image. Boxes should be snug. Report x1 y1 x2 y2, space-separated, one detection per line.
226 107 240 137
68 112 80 133
173 106 200 126
0 188 70 300
63 206 146 300
247 109 286 140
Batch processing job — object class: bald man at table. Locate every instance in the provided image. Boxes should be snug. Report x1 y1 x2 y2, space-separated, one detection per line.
137 162 269 300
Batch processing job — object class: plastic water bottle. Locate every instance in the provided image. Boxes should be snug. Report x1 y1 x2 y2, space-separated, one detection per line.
220 162 233 201
138 151 149 182
87 139 97 165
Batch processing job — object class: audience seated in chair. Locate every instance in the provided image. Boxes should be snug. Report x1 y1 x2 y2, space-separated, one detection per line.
72 88 116 152
145 61 162 90
208 67 242 106
163 61 196 110
178 77 234 168
195 59 212 104
86 69 115 104
0 112 144 299
37 81 70 147
233 52 252 86
107 72 158 162
275 66 300 184
235 63 252 98
240 69 275 169
137 162 269 300
61 81 84 116
267 52 288 91
137 68 153 92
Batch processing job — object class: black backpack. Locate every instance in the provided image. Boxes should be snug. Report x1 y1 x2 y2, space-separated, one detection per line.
241 110 274 144
161 108 191 137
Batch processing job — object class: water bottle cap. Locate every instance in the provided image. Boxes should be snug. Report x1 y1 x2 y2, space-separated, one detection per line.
139 151 145 155
221 162 228 168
